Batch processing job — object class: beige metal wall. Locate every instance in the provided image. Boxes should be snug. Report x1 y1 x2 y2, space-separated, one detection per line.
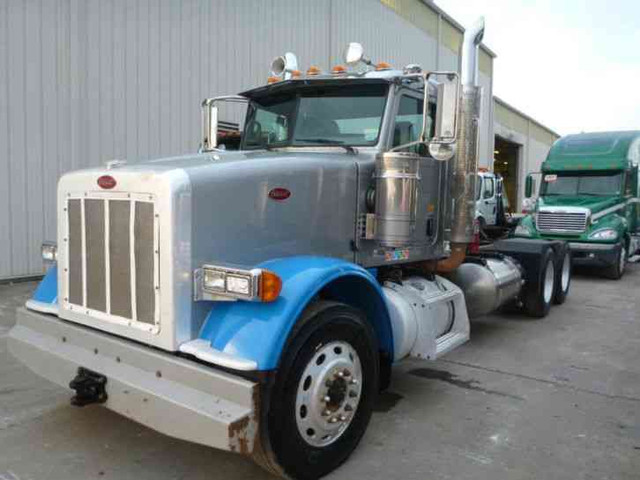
494 97 560 210
0 0 494 279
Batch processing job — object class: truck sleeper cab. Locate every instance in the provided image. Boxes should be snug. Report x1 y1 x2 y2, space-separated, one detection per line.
517 131 640 279
9 20 572 480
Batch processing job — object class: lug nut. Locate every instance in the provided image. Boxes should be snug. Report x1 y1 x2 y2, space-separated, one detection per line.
350 378 359 385
329 417 338 424
323 396 331 403
322 409 331 417
339 415 347 422
337 371 344 377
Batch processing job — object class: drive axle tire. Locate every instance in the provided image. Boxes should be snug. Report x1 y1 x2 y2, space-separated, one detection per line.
265 301 378 480
604 241 626 280
553 249 572 305
523 249 555 318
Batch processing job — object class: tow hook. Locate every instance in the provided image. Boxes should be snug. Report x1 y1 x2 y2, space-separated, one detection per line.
69 367 108 407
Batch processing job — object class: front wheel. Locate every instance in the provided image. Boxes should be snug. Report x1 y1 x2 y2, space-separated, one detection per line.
604 242 626 280
264 301 379 480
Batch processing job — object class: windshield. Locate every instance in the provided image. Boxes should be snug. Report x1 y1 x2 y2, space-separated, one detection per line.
541 173 624 196
242 84 388 149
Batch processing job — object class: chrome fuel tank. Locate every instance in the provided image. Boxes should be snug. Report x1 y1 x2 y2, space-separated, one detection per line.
445 256 523 317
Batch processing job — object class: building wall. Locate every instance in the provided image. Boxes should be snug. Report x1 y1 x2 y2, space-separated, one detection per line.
494 98 560 210
0 0 494 280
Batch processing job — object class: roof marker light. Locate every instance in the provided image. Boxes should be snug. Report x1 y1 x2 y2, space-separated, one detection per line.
267 76 280 84
306 65 322 76
331 65 347 74
375 61 392 71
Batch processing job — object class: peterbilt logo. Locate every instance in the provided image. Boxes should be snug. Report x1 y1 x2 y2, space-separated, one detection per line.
97 175 117 189
268 187 291 201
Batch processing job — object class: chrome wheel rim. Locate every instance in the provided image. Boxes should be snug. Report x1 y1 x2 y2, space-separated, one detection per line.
295 341 362 447
543 259 555 304
561 253 570 292
619 246 626 274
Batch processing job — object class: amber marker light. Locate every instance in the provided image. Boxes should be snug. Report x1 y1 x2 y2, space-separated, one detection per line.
291 70 302 78
331 64 347 74
267 76 280 84
375 61 392 71
260 270 282 303
307 65 321 75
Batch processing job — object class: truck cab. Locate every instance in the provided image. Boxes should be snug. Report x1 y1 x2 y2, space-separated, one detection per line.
8 20 572 480
516 131 640 279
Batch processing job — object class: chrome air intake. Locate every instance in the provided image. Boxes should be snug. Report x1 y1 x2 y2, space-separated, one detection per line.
374 152 421 247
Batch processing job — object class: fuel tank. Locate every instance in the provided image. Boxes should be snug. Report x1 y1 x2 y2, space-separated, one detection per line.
444 256 523 317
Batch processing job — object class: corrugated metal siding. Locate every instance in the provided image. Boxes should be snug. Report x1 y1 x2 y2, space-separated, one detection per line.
0 0 493 279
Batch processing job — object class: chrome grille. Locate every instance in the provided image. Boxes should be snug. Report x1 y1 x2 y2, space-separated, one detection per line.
65 194 159 331
537 210 588 233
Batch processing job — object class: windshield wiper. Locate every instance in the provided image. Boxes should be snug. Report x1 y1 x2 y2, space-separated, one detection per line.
296 138 357 154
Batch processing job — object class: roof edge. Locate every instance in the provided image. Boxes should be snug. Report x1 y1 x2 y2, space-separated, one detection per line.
494 96 561 139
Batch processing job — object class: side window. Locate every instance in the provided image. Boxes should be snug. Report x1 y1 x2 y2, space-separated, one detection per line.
392 95 424 150
483 177 495 199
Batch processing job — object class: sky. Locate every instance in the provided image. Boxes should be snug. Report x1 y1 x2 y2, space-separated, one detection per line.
434 0 640 135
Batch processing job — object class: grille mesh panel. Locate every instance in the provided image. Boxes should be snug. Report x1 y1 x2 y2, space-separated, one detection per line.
135 202 156 324
68 200 83 305
109 200 132 319
85 199 106 312
65 196 157 328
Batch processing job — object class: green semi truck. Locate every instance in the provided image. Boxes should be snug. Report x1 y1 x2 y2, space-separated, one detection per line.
516 131 640 279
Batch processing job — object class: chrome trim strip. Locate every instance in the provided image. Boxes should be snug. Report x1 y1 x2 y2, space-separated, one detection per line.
179 339 258 371
25 299 59 315
591 203 626 221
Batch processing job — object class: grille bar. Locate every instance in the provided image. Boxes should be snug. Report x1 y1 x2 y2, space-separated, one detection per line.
65 194 159 332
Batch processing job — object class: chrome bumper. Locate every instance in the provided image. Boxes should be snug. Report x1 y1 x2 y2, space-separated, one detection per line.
8 307 258 454
568 242 617 252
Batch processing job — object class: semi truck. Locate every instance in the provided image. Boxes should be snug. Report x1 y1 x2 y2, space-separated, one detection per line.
9 19 572 479
516 131 640 279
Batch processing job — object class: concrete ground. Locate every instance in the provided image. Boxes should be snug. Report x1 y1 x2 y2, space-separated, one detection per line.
1 266 639 480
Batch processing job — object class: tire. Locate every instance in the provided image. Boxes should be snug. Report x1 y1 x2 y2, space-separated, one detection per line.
523 249 555 318
264 301 379 480
553 249 572 305
604 241 627 280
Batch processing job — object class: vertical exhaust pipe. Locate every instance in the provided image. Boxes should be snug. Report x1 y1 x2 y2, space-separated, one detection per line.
436 17 485 272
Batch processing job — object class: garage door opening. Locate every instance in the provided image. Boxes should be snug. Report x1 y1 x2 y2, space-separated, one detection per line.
493 136 521 212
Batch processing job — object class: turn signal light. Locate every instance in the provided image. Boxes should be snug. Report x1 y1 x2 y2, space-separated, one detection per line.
375 61 392 71
260 270 282 303
331 65 347 74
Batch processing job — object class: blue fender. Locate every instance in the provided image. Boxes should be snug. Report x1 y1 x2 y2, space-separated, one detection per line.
198 256 393 371
32 264 58 305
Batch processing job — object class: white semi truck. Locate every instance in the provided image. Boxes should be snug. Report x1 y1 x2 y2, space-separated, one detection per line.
9 19 572 479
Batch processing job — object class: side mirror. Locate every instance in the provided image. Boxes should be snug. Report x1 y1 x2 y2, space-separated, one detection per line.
200 96 248 152
425 72 459 161
525 174 533 198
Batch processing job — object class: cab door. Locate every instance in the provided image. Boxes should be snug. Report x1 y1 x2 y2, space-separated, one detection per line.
479 174 498 225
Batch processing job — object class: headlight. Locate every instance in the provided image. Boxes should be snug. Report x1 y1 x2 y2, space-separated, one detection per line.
195 265 282 303
41 242 57 263
588 228 618 240
514 224 532 237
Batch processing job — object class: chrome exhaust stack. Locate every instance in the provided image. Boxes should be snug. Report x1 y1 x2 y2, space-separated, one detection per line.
436 17 484 272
